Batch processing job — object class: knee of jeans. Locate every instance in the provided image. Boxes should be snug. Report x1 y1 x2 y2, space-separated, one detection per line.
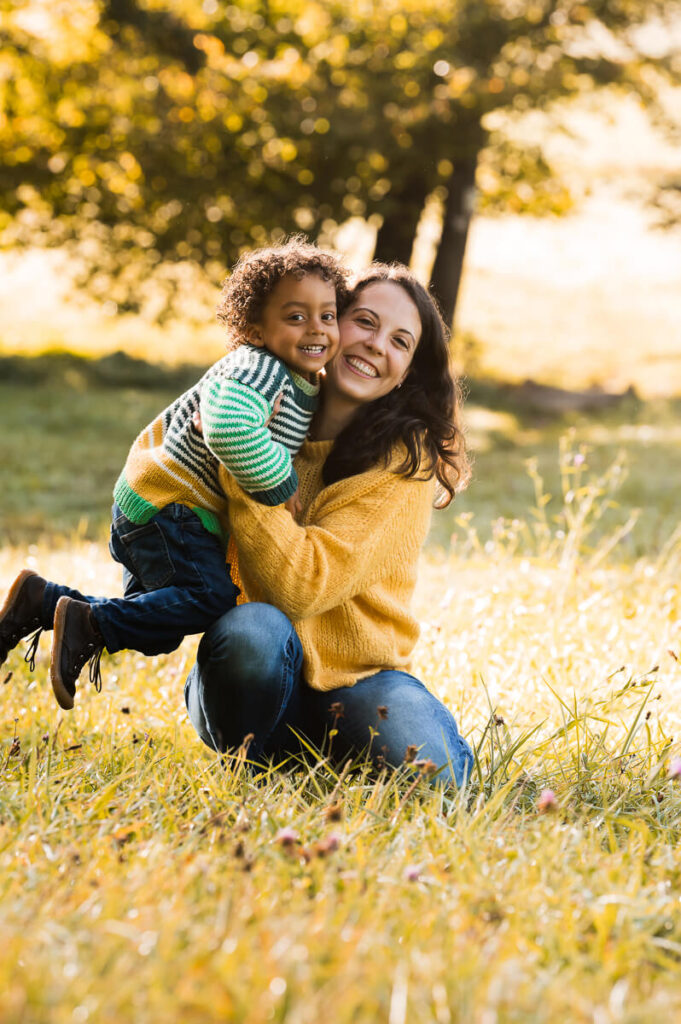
199 603 296 684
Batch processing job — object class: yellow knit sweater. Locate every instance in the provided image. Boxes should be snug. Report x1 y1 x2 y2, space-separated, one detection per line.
221 439 435 691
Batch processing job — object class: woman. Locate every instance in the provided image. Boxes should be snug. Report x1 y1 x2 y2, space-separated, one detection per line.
185 263 474 787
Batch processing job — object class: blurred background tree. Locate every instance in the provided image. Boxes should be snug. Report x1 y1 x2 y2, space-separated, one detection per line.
1 0 679 324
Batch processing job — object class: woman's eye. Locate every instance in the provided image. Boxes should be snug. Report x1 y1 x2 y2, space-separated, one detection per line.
393 336 409 349
356 316 374 327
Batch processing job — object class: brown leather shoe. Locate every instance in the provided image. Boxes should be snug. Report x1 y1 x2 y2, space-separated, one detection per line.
50 597 105 710
0 570 47 670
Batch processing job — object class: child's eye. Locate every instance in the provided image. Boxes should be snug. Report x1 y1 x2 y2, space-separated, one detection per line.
288 313 305 321
322 312 337 322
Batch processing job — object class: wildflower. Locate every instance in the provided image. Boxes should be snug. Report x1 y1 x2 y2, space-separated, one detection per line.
404 744 418 763
404 864 421 882
275 827 299 846
315 833 341 857
537 789 557 812
573 453 585 466
668 758 681 780
377 705 389 720
329 701 345 719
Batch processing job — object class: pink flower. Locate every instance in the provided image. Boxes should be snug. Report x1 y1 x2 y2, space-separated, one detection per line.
573 453 586 467
668 758 681 780
275 827 299 846
315 833 341 857
404 864 421 882
537 789 557 812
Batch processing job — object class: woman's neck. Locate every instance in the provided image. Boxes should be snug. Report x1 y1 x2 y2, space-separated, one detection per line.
310 389 359 441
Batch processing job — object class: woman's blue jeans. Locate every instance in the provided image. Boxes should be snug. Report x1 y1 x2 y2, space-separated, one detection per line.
184 603 474 788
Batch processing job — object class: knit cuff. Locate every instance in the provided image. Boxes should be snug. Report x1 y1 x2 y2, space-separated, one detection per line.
249 468 299 506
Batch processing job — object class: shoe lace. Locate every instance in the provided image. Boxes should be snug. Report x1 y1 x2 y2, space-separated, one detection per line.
88 645 104 693
23 627 44 673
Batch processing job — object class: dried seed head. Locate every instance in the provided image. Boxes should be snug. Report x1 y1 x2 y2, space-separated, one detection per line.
376 705 389 720
404 744 418 764
324 802 343 822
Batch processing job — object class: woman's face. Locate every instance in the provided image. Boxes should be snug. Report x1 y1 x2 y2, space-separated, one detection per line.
325 281 422 405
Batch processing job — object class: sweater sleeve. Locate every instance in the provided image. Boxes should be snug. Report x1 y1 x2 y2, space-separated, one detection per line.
200 377 298 506
221 466 434 621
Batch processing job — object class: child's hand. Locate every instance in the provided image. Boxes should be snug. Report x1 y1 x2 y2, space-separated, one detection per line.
284 488 303 520
192 410 203 434
265 391 284 427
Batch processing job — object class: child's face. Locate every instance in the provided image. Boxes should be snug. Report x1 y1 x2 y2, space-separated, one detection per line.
248 273 340 376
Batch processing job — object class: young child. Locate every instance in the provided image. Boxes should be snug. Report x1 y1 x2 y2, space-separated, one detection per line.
0 238 347 710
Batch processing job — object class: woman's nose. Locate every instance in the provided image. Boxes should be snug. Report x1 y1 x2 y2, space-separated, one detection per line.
364 329 387 353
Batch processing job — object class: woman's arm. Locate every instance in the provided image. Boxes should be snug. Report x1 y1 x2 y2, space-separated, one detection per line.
222 466 434 621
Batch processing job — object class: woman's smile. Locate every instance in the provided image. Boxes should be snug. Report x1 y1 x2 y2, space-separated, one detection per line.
343 354 379 378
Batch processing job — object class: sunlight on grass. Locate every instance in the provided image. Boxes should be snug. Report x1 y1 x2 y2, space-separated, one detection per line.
2 452 681 1021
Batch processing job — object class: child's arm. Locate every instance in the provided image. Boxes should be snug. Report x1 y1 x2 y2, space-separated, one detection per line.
199 376 298 506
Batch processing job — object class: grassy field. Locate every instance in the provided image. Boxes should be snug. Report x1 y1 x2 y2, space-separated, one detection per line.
2 349 681 1021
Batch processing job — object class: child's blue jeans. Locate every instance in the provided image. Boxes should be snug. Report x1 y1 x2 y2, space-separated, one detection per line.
41 503 239 655
184 602 474 788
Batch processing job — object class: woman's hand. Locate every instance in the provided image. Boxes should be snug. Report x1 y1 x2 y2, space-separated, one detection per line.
284 488 303 520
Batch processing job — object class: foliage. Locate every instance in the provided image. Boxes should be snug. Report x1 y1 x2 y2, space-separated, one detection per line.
2 449 681 1021
2 0 679 317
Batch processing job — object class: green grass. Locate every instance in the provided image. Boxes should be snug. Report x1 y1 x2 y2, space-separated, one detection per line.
3 352 681 1021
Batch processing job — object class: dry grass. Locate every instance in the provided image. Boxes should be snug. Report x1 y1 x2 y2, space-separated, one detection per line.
2 451 681 1023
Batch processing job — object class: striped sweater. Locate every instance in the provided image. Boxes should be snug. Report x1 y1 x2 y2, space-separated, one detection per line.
113 345 319 539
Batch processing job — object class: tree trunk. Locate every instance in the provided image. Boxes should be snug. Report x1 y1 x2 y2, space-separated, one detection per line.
429 154 478 327
373 175 428 266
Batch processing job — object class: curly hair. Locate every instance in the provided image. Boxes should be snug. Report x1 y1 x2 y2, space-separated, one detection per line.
216 236 349 344
322 264 471 507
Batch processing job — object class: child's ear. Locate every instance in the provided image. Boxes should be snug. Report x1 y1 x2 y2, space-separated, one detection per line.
247 323 265 347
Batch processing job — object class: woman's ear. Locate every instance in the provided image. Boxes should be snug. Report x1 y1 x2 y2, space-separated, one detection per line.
247 323 265 347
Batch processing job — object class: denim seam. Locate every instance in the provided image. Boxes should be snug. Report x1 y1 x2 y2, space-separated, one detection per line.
267 624 300 739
